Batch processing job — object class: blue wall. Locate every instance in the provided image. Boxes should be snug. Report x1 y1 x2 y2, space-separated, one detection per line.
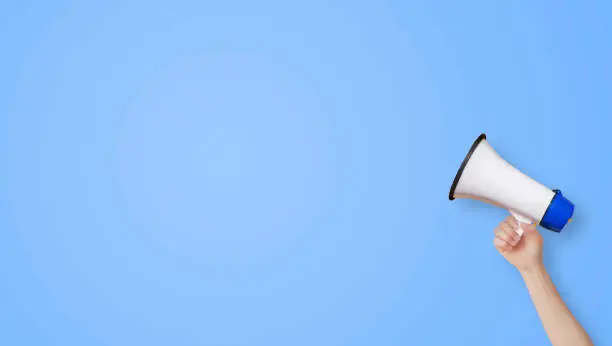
1 1 611 345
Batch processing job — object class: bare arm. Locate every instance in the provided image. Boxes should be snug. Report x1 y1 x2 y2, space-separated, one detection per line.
520 263 592 346
493 216 592 346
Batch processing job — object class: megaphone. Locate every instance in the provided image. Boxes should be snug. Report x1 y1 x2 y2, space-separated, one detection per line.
449 134 574 234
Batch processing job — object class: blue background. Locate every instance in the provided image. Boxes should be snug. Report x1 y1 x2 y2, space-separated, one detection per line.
1 1 611 345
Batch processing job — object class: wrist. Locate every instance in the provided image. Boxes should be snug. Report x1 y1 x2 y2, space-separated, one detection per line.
518 261 545 276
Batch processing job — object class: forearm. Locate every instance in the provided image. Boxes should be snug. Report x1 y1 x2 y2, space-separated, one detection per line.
520 263 592 346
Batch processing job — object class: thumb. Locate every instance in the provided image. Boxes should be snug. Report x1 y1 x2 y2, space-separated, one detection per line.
522 223 537 234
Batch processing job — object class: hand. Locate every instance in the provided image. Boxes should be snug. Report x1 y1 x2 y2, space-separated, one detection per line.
493 215 543 272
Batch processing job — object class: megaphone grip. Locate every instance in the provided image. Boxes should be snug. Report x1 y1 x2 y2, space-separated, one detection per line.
510 210 533 238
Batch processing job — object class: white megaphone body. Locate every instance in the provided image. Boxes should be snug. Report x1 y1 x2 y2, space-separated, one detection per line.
449 134 574 234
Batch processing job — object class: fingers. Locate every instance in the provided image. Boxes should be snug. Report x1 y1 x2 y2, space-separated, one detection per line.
506 216 518 229
493 218 523 253
493 236 512 252
499 221 521 245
